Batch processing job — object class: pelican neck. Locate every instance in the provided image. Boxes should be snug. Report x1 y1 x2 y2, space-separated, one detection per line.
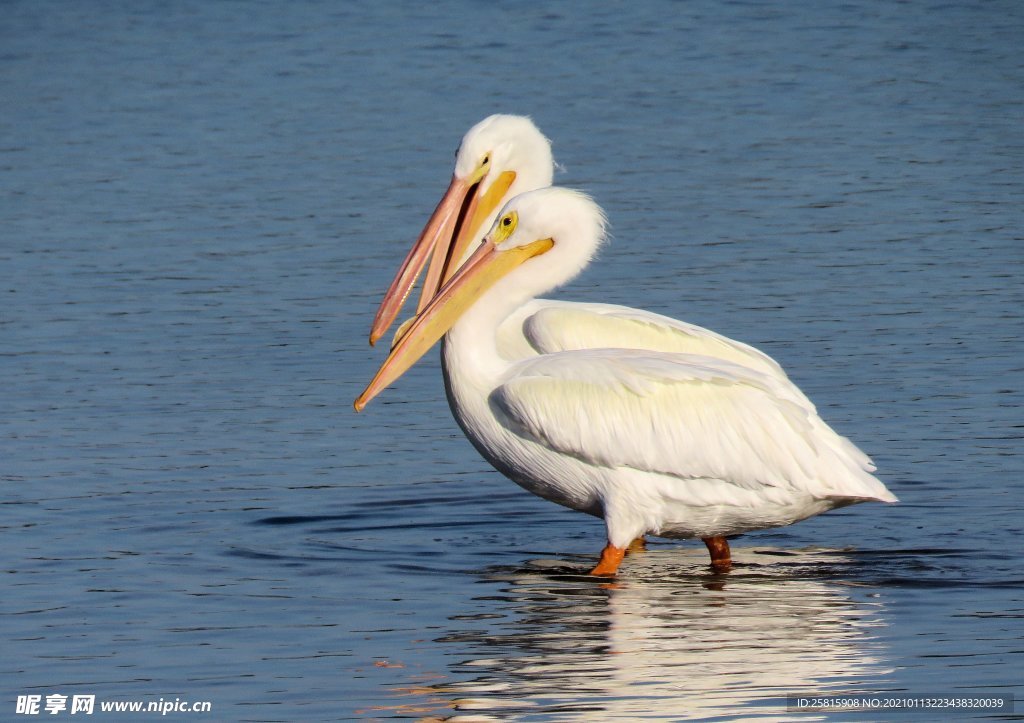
441 270 534 388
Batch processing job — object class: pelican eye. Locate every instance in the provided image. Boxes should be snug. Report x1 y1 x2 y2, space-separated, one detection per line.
494 210 518 242
468 153 492 183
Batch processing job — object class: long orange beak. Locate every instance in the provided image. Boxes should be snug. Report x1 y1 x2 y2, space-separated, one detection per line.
368 170 518 347
354 235 553 411
369 175 473 346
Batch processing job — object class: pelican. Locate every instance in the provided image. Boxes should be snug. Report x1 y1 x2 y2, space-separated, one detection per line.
356 188 897 575
369 115 810 397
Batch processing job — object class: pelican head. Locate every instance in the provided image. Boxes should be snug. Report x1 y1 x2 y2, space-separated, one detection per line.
369 115 554 346
454 114 554 203
356 187 606 410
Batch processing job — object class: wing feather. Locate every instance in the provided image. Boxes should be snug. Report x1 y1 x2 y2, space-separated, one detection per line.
492 350 892 501
519 302 794 387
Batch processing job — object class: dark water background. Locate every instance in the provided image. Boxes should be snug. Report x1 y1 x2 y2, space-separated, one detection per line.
3 2 1022 720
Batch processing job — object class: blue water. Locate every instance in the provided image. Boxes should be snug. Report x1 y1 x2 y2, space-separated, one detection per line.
3 2 1022 720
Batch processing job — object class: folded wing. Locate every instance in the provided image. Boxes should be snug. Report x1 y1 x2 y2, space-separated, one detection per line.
492 349 894 502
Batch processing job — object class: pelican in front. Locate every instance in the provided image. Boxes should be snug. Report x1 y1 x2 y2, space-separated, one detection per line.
356 188 896 575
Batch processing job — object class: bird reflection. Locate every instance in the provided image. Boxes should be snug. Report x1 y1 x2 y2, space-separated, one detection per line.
381 547 892 721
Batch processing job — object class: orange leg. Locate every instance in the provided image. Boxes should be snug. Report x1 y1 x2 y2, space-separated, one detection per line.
702 536 732 571
627 536 647 552
589 543 626 576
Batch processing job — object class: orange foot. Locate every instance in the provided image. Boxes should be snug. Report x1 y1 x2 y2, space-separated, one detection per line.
702 536 732 572
589 543 626 576
627 536 647 552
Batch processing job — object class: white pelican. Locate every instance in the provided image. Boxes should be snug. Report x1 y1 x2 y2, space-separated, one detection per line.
369 115 810 400
356 188 897 575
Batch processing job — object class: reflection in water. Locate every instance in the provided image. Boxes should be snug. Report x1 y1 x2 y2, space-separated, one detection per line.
383 547 891 721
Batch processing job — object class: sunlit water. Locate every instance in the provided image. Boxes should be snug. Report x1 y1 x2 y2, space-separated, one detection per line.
3 2 1022 721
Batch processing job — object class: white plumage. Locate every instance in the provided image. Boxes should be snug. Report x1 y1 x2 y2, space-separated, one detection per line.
370 115 811 407
358 186 896 574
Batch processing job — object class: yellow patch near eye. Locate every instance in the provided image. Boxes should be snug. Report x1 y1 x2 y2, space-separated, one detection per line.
469 153 491 184
494 211 518 242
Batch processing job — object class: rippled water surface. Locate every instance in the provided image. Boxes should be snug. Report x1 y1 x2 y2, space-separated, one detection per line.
3 2 1023 720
